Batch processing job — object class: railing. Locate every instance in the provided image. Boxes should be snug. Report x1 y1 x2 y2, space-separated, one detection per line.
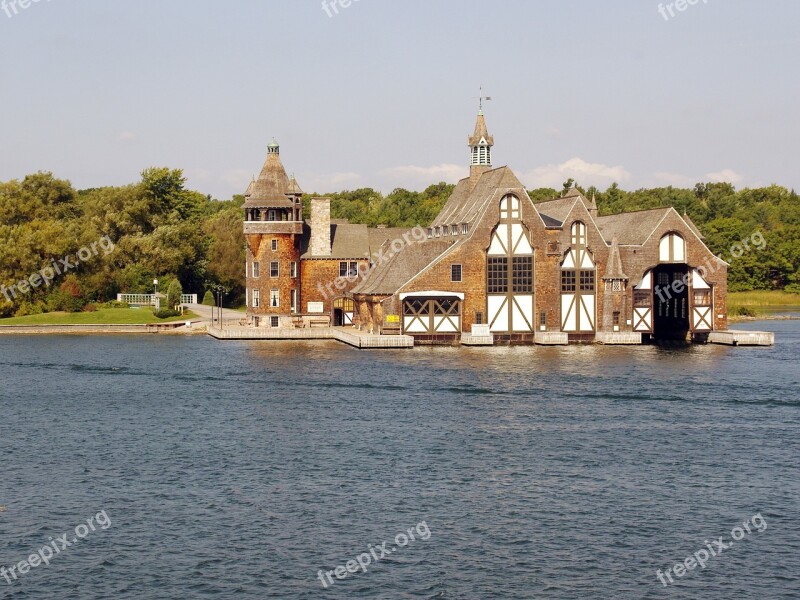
116 294 198 309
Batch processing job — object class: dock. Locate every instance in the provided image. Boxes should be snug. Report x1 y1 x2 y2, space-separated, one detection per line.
206 326 414 349
708 330 775 346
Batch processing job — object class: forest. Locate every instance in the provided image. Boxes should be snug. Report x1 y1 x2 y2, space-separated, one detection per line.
0 169 797 317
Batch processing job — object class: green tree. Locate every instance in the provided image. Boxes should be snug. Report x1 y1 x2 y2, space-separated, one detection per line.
166 279 183 310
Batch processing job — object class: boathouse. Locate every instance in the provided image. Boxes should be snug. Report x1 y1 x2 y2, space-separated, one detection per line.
243 112 728 344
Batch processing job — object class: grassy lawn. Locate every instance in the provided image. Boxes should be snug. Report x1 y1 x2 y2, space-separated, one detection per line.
728 290 800 317
0 308 198 326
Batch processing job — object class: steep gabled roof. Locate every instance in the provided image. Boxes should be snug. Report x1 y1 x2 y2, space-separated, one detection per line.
534 197 579 225
682 212 705 240
594 208 672 245
301 223 370 259
351 240 453 296
431 166 524 228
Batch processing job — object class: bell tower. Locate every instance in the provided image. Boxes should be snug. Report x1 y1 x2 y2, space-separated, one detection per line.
468 98 494 188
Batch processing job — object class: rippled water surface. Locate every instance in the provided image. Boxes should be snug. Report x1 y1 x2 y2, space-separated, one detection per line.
1 321 799 599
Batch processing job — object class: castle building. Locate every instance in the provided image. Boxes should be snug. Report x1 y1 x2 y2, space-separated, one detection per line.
245 112 728 343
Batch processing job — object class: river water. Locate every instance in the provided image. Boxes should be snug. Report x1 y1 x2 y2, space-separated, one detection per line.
1 320 798 599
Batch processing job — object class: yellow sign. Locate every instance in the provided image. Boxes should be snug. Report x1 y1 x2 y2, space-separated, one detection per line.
386 315 400 324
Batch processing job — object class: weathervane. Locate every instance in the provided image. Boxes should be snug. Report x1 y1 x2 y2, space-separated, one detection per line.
479 86 492 113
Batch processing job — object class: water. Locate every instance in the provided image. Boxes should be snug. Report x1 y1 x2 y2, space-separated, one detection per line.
1 321 798 599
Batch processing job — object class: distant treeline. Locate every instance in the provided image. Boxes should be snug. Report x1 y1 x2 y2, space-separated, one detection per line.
0 171 797 317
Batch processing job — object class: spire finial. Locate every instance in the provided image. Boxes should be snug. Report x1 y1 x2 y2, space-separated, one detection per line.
479 86 491 115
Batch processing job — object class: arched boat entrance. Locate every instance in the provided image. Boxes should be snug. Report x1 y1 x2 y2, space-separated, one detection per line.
652 264 690 341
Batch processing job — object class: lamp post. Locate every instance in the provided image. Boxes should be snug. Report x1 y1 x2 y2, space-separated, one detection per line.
153 279 159 310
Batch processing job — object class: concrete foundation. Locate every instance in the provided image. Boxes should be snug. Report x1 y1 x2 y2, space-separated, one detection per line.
534 331 569 345
595 331 643 345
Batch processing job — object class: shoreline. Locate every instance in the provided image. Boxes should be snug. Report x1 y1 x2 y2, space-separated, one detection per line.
0 316 793 337
0 323 207 335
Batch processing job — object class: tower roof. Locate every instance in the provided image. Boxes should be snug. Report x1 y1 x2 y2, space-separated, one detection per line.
603 236 629 280
244 141 299 208
468 112 494 147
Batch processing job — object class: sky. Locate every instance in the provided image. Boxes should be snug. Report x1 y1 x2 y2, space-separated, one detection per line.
0 0 798 199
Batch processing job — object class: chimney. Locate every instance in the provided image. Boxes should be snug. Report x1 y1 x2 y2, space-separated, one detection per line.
310 197 331 257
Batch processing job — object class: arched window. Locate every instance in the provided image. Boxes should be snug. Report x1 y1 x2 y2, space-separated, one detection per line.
571 221 587 246
659 233 686 263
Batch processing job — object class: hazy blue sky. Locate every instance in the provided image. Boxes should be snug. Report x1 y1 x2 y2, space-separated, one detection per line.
1 0 797 198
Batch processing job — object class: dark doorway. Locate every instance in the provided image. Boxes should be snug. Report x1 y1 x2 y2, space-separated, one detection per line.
653 265 689 341
332 298 354 327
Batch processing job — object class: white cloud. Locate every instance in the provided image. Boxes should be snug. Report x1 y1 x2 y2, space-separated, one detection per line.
378 163 468 189
704 168 743 184
522 157 632 190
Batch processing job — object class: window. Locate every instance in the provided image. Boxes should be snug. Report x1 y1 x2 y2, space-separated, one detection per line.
290 262 297 278
443 226 449 236
451 264 462 282
512 257 533 293
612 279 622 292
561 270 576 293
268 210 276 222
451 225 458 235
270 261 279 278
271 239 278 251
291 289 297 313
659 233 686 263
634 290 651 307
339 262 348 277
694 290 711 306
348 262 358 278
461 223 469 235
434 227 441 238
488 257 508 293
571 221 587 246
427 228 433 239
270 316 279 328
579 270 595 292
252 289 260 308
252 262 260 278
475 312 483 325
540 311 547 327
270 289 279 308
613 311 620 326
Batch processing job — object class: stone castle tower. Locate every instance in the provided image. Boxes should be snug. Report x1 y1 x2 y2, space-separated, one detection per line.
243 140 303 326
